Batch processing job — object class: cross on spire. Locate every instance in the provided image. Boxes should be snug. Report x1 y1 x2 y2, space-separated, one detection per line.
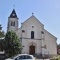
13 4 15 9
32 12 34 16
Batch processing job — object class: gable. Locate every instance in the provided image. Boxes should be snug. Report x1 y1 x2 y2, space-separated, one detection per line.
22 15 44 28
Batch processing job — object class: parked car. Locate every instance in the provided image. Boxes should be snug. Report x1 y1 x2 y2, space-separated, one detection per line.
5 54 35 60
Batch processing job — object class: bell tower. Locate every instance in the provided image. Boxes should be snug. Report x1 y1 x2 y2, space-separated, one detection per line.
7 9 19 31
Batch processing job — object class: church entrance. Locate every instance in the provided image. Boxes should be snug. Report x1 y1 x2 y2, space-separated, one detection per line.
29 45 35 54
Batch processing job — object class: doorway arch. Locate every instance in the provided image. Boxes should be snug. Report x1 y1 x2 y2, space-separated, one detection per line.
29 45 35 54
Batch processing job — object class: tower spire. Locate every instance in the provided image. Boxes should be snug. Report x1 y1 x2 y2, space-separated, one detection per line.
9 9 18 18
7 9 19 31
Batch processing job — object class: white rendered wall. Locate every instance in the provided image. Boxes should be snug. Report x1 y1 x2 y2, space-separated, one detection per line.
16 15 57 55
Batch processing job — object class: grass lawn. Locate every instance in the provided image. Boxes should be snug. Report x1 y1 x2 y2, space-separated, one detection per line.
50 55 60 60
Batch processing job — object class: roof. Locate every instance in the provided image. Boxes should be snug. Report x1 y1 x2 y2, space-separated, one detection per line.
9 9 18 18
44 29 57 39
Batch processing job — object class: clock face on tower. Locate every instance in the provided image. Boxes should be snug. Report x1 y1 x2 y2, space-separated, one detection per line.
13 14 15 16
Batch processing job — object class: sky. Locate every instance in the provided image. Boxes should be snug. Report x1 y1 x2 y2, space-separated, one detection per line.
0 0 60 44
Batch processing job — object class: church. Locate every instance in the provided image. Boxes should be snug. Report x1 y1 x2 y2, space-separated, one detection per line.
7 9 57 57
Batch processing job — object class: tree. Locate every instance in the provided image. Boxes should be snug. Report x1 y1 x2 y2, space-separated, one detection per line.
57 44 60 54
4 31 22 57
0 24 2 30
0 24 5 51
0 24 5 38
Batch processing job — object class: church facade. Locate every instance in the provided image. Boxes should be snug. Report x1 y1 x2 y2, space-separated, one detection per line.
7 9 57 56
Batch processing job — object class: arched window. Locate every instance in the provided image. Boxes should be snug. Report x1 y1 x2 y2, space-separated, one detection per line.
31 31 34 39
11 21 15 26
14 22 15 26
11 21 13 26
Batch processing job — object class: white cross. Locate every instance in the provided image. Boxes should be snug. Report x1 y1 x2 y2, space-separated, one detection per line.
13 4 15 9
32 13 34 15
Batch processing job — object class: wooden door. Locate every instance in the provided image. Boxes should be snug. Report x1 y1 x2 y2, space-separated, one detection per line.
29 45 35 54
